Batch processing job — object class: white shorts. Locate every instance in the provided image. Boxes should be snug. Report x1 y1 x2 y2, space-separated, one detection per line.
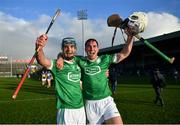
47 79 51 82
57 107 86 124
85 96 120 124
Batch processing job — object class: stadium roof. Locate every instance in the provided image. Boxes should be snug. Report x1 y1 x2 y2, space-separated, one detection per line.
99 30 180 55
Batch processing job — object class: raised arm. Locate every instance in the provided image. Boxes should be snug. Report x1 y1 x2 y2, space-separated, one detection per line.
36 34 51 68
116 28 135 63
56 53 64 69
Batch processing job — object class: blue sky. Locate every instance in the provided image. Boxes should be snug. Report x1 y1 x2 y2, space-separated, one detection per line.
1 0 180 20
0 0 180 59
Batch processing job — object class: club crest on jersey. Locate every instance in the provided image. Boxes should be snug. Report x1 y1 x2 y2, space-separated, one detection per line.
85 66 101 75
68 72 80 82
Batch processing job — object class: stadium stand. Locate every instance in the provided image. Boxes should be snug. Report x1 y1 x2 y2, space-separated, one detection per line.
0 58 40 77
99 30 180 76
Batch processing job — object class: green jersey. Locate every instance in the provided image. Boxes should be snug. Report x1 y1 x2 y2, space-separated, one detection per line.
50 59 83 109
75 54 117 100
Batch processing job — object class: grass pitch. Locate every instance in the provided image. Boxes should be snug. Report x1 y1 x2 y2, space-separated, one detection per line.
0 77 180 124
0 78 56 124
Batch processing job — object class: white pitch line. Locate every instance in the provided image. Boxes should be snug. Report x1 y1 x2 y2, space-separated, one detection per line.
0 97 55 103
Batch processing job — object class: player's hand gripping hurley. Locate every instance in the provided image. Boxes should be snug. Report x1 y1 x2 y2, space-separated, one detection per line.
12 9 60 99
107 12 175 64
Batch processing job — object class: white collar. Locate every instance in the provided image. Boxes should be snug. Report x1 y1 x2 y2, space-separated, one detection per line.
64 59 74 64
87 56 98 62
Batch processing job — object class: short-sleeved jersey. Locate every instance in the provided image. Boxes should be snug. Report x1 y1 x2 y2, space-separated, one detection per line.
49 59 83 109
75 54 117 100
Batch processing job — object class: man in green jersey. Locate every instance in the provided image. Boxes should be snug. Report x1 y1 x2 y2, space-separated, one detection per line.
36 35 86 124
57 28 134 124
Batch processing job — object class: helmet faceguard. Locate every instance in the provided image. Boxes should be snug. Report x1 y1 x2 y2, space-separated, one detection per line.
61 37 77 60
61 37 77 48
128 12 148 34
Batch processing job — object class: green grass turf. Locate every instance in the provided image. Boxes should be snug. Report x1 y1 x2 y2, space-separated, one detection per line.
0 78 56 124
0 77 180 124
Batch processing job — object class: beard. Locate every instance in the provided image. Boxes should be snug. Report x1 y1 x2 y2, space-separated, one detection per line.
63 52 75 60
64 56 74 60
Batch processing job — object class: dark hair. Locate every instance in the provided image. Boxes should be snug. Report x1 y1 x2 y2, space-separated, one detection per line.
85 38 99 47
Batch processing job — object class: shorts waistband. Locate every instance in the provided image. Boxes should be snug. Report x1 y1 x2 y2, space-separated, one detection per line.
86 96 112 103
